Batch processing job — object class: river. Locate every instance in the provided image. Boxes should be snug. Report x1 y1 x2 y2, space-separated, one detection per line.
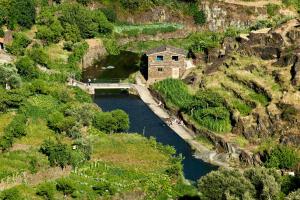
94 91 217 182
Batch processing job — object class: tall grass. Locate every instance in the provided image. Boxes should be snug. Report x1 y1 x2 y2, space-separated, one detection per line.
153 79 232 133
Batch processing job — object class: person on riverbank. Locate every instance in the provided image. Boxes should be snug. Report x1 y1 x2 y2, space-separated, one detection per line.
88 78 91 86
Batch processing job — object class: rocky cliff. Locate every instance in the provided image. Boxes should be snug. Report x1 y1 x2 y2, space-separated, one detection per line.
82 39 107 69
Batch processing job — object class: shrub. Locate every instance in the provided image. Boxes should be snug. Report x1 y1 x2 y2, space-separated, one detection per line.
63 23 82 43
198 169 256 199
101 8 117 22
189 32 222 52
193 10 206 25
120 0 140 10
28 47 50 67
36 182 56 200
6 33 31 56
68 41 89 64
0 188 23 200
0 63 22 89
4 114 27 138
40 140 72 169
93 110 129 133
267 4 280 16
265 145 299 169
111 109 130 132
8 0 36 29
92 182 117 196
56 178 76 196
103 38 120 55
0 28 4 37
15 56 39 79
36 20 64 44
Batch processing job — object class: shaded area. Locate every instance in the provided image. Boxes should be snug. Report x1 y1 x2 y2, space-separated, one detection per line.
83 51 140 82
94 90 217 182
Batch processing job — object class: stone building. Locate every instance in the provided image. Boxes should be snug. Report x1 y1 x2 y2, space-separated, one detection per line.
146 45 187 83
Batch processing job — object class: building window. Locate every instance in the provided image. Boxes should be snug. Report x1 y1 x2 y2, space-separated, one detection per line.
156 56 164 61
158 67 163 72
172 56 179 61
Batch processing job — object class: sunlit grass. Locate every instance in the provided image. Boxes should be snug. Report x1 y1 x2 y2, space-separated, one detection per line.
92 134 173 173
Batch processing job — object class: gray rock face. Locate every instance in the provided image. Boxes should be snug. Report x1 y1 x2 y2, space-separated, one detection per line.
201 1 267 31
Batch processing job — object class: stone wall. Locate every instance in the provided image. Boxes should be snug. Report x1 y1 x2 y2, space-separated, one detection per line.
148 51 186 83
201 1 267 31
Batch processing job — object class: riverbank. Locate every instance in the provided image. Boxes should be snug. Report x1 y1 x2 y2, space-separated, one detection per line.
133 77 230 168
68 77 230 168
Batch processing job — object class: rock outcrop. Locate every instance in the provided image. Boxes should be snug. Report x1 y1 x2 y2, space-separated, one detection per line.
82 39 107 69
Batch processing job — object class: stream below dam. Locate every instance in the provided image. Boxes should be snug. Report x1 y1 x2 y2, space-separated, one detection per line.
94 90 217 182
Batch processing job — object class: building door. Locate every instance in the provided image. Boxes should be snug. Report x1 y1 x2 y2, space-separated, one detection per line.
172 67 180 79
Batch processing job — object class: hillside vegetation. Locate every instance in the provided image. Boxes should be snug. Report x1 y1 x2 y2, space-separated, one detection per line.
0 0 299 199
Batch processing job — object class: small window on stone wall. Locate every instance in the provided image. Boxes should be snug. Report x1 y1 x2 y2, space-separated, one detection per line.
156 56 164 61
172 56 179 61
158 67 163 72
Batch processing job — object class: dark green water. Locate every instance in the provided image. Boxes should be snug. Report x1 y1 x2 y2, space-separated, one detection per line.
83 51 140 82
94 91 217 182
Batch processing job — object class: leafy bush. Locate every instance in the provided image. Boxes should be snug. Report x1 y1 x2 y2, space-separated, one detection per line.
56 178 77 196
15 56 39 79
36 19 64 44
101 8 117 22
0 28 4 37
198 169 256 199
68 41 89 64
0 188 23 200
28 47 50 67
103 38 120 55
8 0 36 29
93 109 129 133
6 33 31 56
193 10 206 25
40 140 72 169
0 63 22 89
267 3 280 16
36 182 56 200
265 145 299 169
92 182 117 196
189 32 222 52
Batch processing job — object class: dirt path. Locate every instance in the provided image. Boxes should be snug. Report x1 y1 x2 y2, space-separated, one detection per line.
224 0 281 7
0 166 72 191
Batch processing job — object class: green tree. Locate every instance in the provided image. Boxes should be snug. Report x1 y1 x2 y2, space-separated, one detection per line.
63 23 82 43
9 0 36 29
15 56 39 79
93 110 129 133
244 168 281 200
40 140 72 169
285 189 300 200
111 109 130 132
0 188 24 200
265 146 299 169
198 169 256 200
0 63 21 89
6 33 31 56
36 20 64 44
93 112 117 134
